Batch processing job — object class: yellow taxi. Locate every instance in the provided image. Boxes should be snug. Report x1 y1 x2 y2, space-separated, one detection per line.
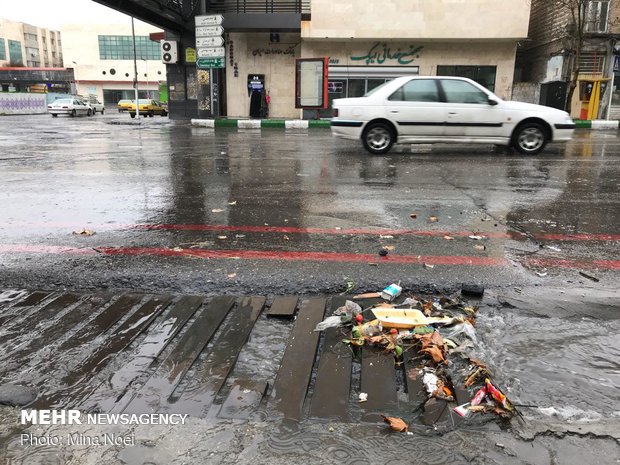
127 99 168 118
117 99 133 112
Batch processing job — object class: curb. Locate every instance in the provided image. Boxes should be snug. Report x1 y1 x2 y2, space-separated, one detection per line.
191 118 330 129
191 118 619 131
574 120 619 129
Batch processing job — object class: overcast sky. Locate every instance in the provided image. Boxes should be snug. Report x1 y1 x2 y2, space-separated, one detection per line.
3 0 136 30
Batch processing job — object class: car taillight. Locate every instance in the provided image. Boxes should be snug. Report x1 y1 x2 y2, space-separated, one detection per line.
333 108 339 117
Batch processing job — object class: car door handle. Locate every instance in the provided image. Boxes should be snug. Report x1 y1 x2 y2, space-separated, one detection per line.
448 112 457 115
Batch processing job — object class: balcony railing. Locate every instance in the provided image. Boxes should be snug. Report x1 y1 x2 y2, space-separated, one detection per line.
206 0 310 14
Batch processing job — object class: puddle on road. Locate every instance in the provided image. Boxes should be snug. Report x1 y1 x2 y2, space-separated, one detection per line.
1 289 619 464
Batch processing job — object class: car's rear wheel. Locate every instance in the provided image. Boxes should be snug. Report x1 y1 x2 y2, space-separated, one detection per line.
130 113 136 118
51 114 58 117
87 109 92 116
513 122 547 155
101 108 105 114
149 111 154 117
362 122 395 155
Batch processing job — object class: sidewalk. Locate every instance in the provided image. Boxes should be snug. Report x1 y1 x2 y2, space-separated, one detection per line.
191 118 618 130
191 118 331 129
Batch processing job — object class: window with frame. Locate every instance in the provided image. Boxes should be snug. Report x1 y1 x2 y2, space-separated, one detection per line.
8 40 23 64
586 0 610 33
437 65 496 92
98 35 160 60
388 79 440 102
579 52 606 74
0 39 6 61
441 79 489 104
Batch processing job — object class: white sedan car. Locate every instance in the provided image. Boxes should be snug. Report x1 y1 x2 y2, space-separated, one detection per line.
331 76 575 155
48 98 92 117
87 98 105 114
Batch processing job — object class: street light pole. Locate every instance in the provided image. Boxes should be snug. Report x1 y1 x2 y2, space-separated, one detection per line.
142 58 149 98
131 17 139 119
72 60 78 95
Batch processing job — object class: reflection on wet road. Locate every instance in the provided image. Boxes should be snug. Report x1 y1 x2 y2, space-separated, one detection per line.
0 114 619 293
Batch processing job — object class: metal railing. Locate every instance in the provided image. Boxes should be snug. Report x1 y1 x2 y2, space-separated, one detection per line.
206 0 310 14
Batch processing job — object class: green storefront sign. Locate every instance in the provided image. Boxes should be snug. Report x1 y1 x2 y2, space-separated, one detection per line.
196 57 225 69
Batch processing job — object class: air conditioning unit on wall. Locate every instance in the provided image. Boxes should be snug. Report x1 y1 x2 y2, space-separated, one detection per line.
161 40 178 64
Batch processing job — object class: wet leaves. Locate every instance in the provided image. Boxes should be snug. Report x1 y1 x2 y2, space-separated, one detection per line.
416 331 447 364
381 415 408 432
72 228 95 236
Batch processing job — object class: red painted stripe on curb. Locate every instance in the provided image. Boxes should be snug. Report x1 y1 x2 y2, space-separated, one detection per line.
524 257 620 270
2 244 620 270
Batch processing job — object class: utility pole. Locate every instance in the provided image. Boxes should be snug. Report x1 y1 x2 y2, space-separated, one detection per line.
131 17 139 119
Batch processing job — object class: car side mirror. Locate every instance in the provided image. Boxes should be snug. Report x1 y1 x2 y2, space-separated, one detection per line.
488 97 499 106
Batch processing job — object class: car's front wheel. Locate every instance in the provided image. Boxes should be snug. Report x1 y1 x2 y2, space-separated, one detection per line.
87 109 92 116
130 113 136 118
51 113 58 117
362 122 395 155
71 109 76 117
101 108 105 114
513 122 547 155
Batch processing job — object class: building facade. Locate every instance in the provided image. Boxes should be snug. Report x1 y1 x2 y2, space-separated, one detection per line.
165 0 531 119
0 18 63 68
61 21 167 105
517 0 620 119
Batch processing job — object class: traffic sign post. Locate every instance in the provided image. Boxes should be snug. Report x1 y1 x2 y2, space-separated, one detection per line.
197 47 225 58
195 14 225 117
197 58 225 69
195 14 223 26
196 26 224 37
197 36 225 48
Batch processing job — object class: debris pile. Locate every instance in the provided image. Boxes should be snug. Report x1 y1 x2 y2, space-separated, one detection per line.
314 282 516 430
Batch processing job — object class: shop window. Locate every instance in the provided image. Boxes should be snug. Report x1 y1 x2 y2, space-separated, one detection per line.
347 79 366 98
441 79 489 104
389 79 439 102
366 79 385 93
437 65 496 92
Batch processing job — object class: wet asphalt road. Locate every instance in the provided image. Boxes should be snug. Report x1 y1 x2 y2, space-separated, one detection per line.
0 112 619 295
1 112 620 464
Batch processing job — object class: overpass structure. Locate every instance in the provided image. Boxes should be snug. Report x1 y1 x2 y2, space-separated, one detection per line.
92 0 309 119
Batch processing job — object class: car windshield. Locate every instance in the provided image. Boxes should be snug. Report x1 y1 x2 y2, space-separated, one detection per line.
54 99 72 104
